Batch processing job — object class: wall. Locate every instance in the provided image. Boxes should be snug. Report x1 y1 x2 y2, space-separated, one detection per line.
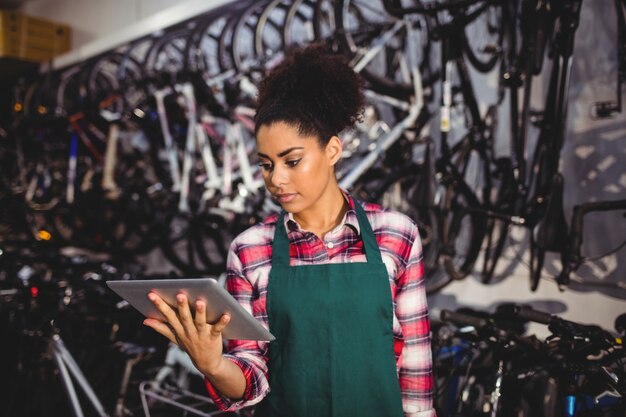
430 0 626 337
13 0 626 335
21 0 192 50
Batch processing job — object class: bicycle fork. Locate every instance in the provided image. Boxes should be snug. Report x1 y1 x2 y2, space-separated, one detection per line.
49 334 109 417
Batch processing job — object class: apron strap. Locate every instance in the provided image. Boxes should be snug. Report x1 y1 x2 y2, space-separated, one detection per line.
272 212 291 268
272 200 384 267
353 201 384 264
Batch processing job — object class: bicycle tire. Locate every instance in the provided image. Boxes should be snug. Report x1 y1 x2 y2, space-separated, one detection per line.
254 0 290 57
142 28 189 76
335 0 432 99
353 165 447 290
158 212 231 275
83 54 130 127
350 136 446 295
216 17 238 75
232 0 273 73
529 231 545 291
481 216 510 283
441 138 490 281
481 157 515 284
186 13 233 77
355 164 439 263
529 172 568 291
283 0 318 48
313 0 338 42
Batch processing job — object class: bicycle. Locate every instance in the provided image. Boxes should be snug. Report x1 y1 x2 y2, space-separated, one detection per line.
435 303 626 416
0 247 161 417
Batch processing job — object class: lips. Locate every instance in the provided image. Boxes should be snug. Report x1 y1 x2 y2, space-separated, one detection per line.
274 193 297 203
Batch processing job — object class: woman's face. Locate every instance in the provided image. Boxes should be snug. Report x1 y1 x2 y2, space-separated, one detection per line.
256 121 341 214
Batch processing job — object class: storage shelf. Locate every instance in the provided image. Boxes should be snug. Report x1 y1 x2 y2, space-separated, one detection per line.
42 0 236 72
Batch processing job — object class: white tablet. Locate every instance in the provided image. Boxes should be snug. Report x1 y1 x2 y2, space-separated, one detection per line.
106 278 275 341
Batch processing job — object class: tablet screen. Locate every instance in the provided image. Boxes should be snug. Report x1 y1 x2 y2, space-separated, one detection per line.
107 278 275 341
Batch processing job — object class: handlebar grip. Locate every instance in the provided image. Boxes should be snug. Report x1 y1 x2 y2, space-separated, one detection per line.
515 306 553 324
440 309 488 328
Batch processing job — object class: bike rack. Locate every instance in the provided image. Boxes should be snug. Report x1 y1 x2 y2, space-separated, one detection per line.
139 380 232 417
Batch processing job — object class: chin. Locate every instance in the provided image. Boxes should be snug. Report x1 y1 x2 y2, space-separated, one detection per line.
280 201 305 214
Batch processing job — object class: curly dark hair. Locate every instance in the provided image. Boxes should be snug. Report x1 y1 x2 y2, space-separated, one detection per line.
254 44 365 146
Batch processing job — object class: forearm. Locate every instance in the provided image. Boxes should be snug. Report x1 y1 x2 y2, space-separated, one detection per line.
396 234 435 414
203 355 248 400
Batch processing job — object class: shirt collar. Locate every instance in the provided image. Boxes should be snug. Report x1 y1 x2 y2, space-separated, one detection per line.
283 189 361 236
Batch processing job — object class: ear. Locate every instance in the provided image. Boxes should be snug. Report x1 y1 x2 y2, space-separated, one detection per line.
325 136 343 166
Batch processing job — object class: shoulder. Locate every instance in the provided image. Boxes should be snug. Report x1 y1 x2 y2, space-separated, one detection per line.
229 212 279 260
357 198 419 240
355 198 420 264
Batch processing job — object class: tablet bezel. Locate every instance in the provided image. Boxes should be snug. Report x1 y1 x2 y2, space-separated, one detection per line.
106 278 275 341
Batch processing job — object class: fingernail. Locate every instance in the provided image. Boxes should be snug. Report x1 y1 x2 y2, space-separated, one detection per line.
177 294 184 303
147 293 156 301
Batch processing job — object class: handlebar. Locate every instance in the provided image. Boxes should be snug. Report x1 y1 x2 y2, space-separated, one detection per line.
440 309 489 328
510 305 620 355
514 305 552 324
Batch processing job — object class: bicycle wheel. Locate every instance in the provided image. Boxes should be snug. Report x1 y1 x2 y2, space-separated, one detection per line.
313 0 338 42
350 135 445 291
231 0 273 72
480 157 515 284
254 0 290 57
463 0 504 73
159 211 232 275
356 164 439 265
335 0 432 98
529 173 568 292
441 138 490 281
528 232 545 292
142 28 189 76
284 0 318 48
217 12 240 74
186 13 234 77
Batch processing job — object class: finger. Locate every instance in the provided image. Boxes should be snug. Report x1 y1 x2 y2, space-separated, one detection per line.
209 314 231 337
176 293 196 335
143 318 178 345
194 299 207 330
148 292 185 336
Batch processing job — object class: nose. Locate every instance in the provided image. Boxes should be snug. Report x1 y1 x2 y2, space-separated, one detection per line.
268 164 288 188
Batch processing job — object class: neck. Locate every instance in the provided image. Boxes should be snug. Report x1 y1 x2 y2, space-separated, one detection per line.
292 186 348 239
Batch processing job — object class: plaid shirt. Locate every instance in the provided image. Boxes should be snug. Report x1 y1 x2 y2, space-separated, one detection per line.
205 193 435 417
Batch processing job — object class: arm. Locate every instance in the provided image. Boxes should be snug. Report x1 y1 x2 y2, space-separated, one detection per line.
395 227 436 417
144 242 270 411
204 243 271 410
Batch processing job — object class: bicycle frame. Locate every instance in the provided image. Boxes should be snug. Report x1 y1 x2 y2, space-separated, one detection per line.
338 13 426 190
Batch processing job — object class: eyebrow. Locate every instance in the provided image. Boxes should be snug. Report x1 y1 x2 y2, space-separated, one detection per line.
257 147 304 159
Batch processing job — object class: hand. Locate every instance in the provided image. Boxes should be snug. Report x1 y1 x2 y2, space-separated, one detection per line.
143 292 231 376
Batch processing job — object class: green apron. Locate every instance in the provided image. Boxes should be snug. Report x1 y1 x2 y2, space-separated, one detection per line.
256 201 404 417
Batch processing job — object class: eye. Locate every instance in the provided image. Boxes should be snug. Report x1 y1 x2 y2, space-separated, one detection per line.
286 159 301 168
258 162 272 171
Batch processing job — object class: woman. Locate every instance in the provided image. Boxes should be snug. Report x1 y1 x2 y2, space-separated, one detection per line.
144 45 435 417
